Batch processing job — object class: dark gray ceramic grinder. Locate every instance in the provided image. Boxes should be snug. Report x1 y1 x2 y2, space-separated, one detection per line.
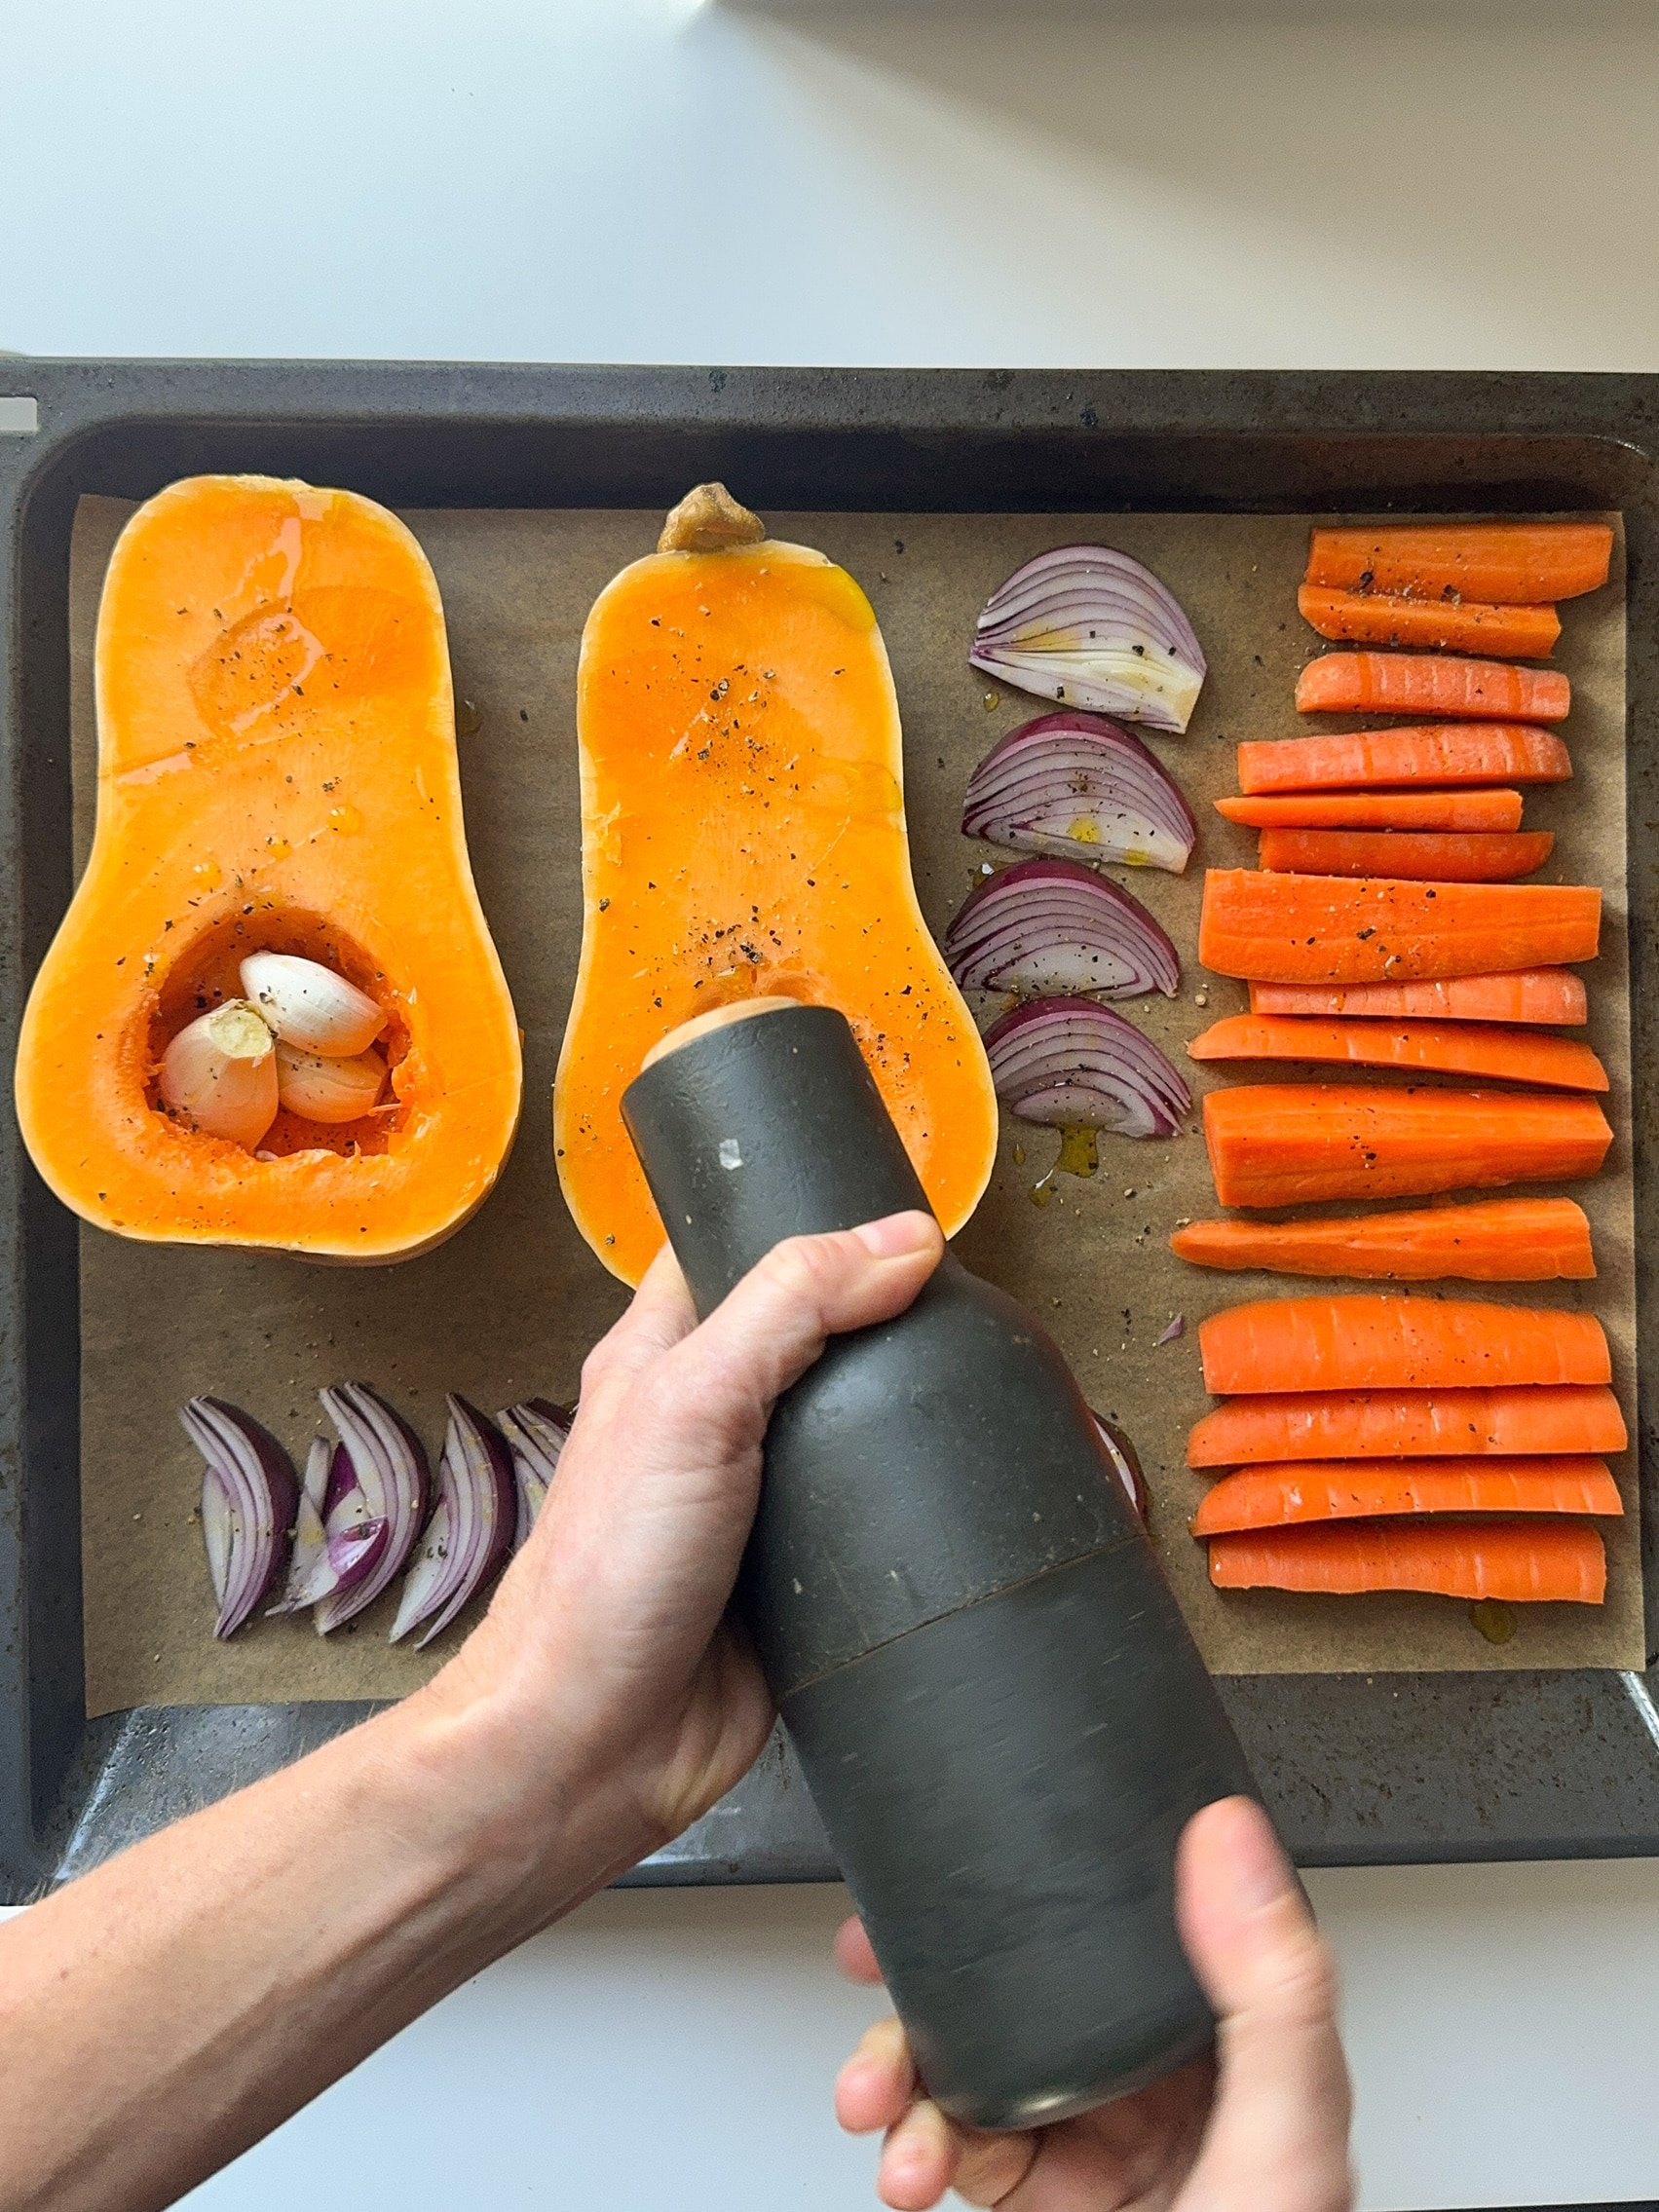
622 998 1262 2130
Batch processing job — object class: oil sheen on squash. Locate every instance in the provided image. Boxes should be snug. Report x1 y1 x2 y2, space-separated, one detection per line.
15 474 521 1260
556 523 998 1284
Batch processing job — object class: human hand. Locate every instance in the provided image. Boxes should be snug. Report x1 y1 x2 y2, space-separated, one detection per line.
834 1794 1352 2212
418 1209 945 1917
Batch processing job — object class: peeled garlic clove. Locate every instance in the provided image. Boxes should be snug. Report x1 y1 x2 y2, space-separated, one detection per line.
275 1039 387 1123
240 952 387 1056
159 1001 280 1149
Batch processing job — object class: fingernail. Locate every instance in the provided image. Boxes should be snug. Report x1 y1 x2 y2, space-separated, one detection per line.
1225 1796 1296 1912
853 1210 938 1259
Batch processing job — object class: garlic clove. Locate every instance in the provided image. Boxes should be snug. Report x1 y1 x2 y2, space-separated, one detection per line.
275 1040 387 1123
159 1001 280 1149
240 952 387 1056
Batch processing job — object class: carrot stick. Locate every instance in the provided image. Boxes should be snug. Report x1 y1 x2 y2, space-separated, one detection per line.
1237 726 1569 794
1188 1383 1628 1468
1198 1293 1609 1395
1296 654 1571 722
1305 524 1613 605
1202 1084 1612 1207
1199 870 1601 984
1169 1196 1596 1282
1248 971 1588 1025
1191 1456 1621 1535
1298 584 1561 659
1259 827 1553 881
1187 1014 1606 1091
1207 1519 1605 1603
1218 790 1525 832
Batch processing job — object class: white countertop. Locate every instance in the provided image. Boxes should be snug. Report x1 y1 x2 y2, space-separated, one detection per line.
7 1 1659 2203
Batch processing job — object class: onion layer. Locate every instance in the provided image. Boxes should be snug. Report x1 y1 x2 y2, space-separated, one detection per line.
971 548 1207 732
391 1397 515 1648
180 1397 299 1638
312 1383 430 1634
945 857 1180 1000
984 997 1191 1138
498 1399 575 1551
961 713 1197 875
1091 1411 1148 1521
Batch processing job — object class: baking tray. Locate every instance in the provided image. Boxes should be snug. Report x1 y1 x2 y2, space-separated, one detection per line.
5 361 1659 1899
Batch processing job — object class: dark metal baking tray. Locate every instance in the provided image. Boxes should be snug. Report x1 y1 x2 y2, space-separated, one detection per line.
4 362 1659 1899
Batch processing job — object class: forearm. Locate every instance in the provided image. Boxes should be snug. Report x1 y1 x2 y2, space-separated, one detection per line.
0 1684 647 2212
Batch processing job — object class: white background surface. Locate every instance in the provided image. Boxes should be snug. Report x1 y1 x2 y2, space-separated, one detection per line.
6 1 1659 2205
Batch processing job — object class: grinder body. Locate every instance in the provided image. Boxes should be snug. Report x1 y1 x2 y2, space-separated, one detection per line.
622 1003 1260 2130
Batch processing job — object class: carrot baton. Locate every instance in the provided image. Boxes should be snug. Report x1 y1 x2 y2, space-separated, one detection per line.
1237 726 1569 795
1201 1084 1611 1208
1258 827 1552 881
1217 790 1526 832
1188 1383 1628 1469
1198 870 1601 983
1198 1293 1609 1395
1169 1196 1596 1283
1247 971 1588 1025
1190 1456 1621 1535
1295 654 1570 722
1304 523 1613 605
1298 585 1561 660
1187 1014 1606 1092
1207 1519 1605 1603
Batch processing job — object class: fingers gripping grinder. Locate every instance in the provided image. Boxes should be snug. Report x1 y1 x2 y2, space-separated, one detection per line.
622 998 1262 2129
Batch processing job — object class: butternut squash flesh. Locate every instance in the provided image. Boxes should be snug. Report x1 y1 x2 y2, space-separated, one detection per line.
556 502 998 1284
16 474 520 1260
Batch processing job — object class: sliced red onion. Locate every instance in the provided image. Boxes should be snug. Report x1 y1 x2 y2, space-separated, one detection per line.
945 857 1180 1000
267 1435 333 1615
180 1397 299 1638
391 1397 515 1649
1156 1314 1186 1346
972 548 1206 732
984 997 1191 1139
498 1399 574 1551
961 713 1197 874
1091 1411 1148 1521
312 1383 430 1634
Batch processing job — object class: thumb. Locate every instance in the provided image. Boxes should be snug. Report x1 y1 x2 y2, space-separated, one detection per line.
648 1211 945 1464
1175 1796 1354 2212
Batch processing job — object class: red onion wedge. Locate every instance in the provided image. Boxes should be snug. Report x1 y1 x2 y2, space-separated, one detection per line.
312 1383 430 1635
945 857 1180 1001
180 1397 299 1639
984 996 1191 1139
1091 1411 1148 1522
972 548 1207 732
498 1399 575 1552
268 1435 333 1615
961 713 1197 875
391 1397 515 1649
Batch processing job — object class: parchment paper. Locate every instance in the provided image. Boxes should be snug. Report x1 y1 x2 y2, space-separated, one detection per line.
70 498 1637 1714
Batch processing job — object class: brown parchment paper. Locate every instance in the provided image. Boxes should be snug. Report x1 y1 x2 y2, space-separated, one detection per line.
70 498 1638 1715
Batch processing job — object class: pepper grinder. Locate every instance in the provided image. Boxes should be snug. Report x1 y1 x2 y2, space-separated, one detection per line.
622 998 1263 2130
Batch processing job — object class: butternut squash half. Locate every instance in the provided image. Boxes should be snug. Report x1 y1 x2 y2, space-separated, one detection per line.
16 474 520 1260
556 485 998 1284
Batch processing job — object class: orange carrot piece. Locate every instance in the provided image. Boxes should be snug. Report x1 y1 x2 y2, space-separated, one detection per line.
1237 726 1569 795
1259 827 1553 881
1191 1456 1621 1535
1187 1014 1606 1092
1218 790 1525 832
1202 1084 1612 1208
1199 871 1600 984
1295 654 1571 722
1198 1293 1609 1396
1248 971 1588 1025
1188 1383 1628 1468
1298 584 1561 659
1169 1196 1595 1283
1207 1519 1605 1602
1305 524 1613 605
